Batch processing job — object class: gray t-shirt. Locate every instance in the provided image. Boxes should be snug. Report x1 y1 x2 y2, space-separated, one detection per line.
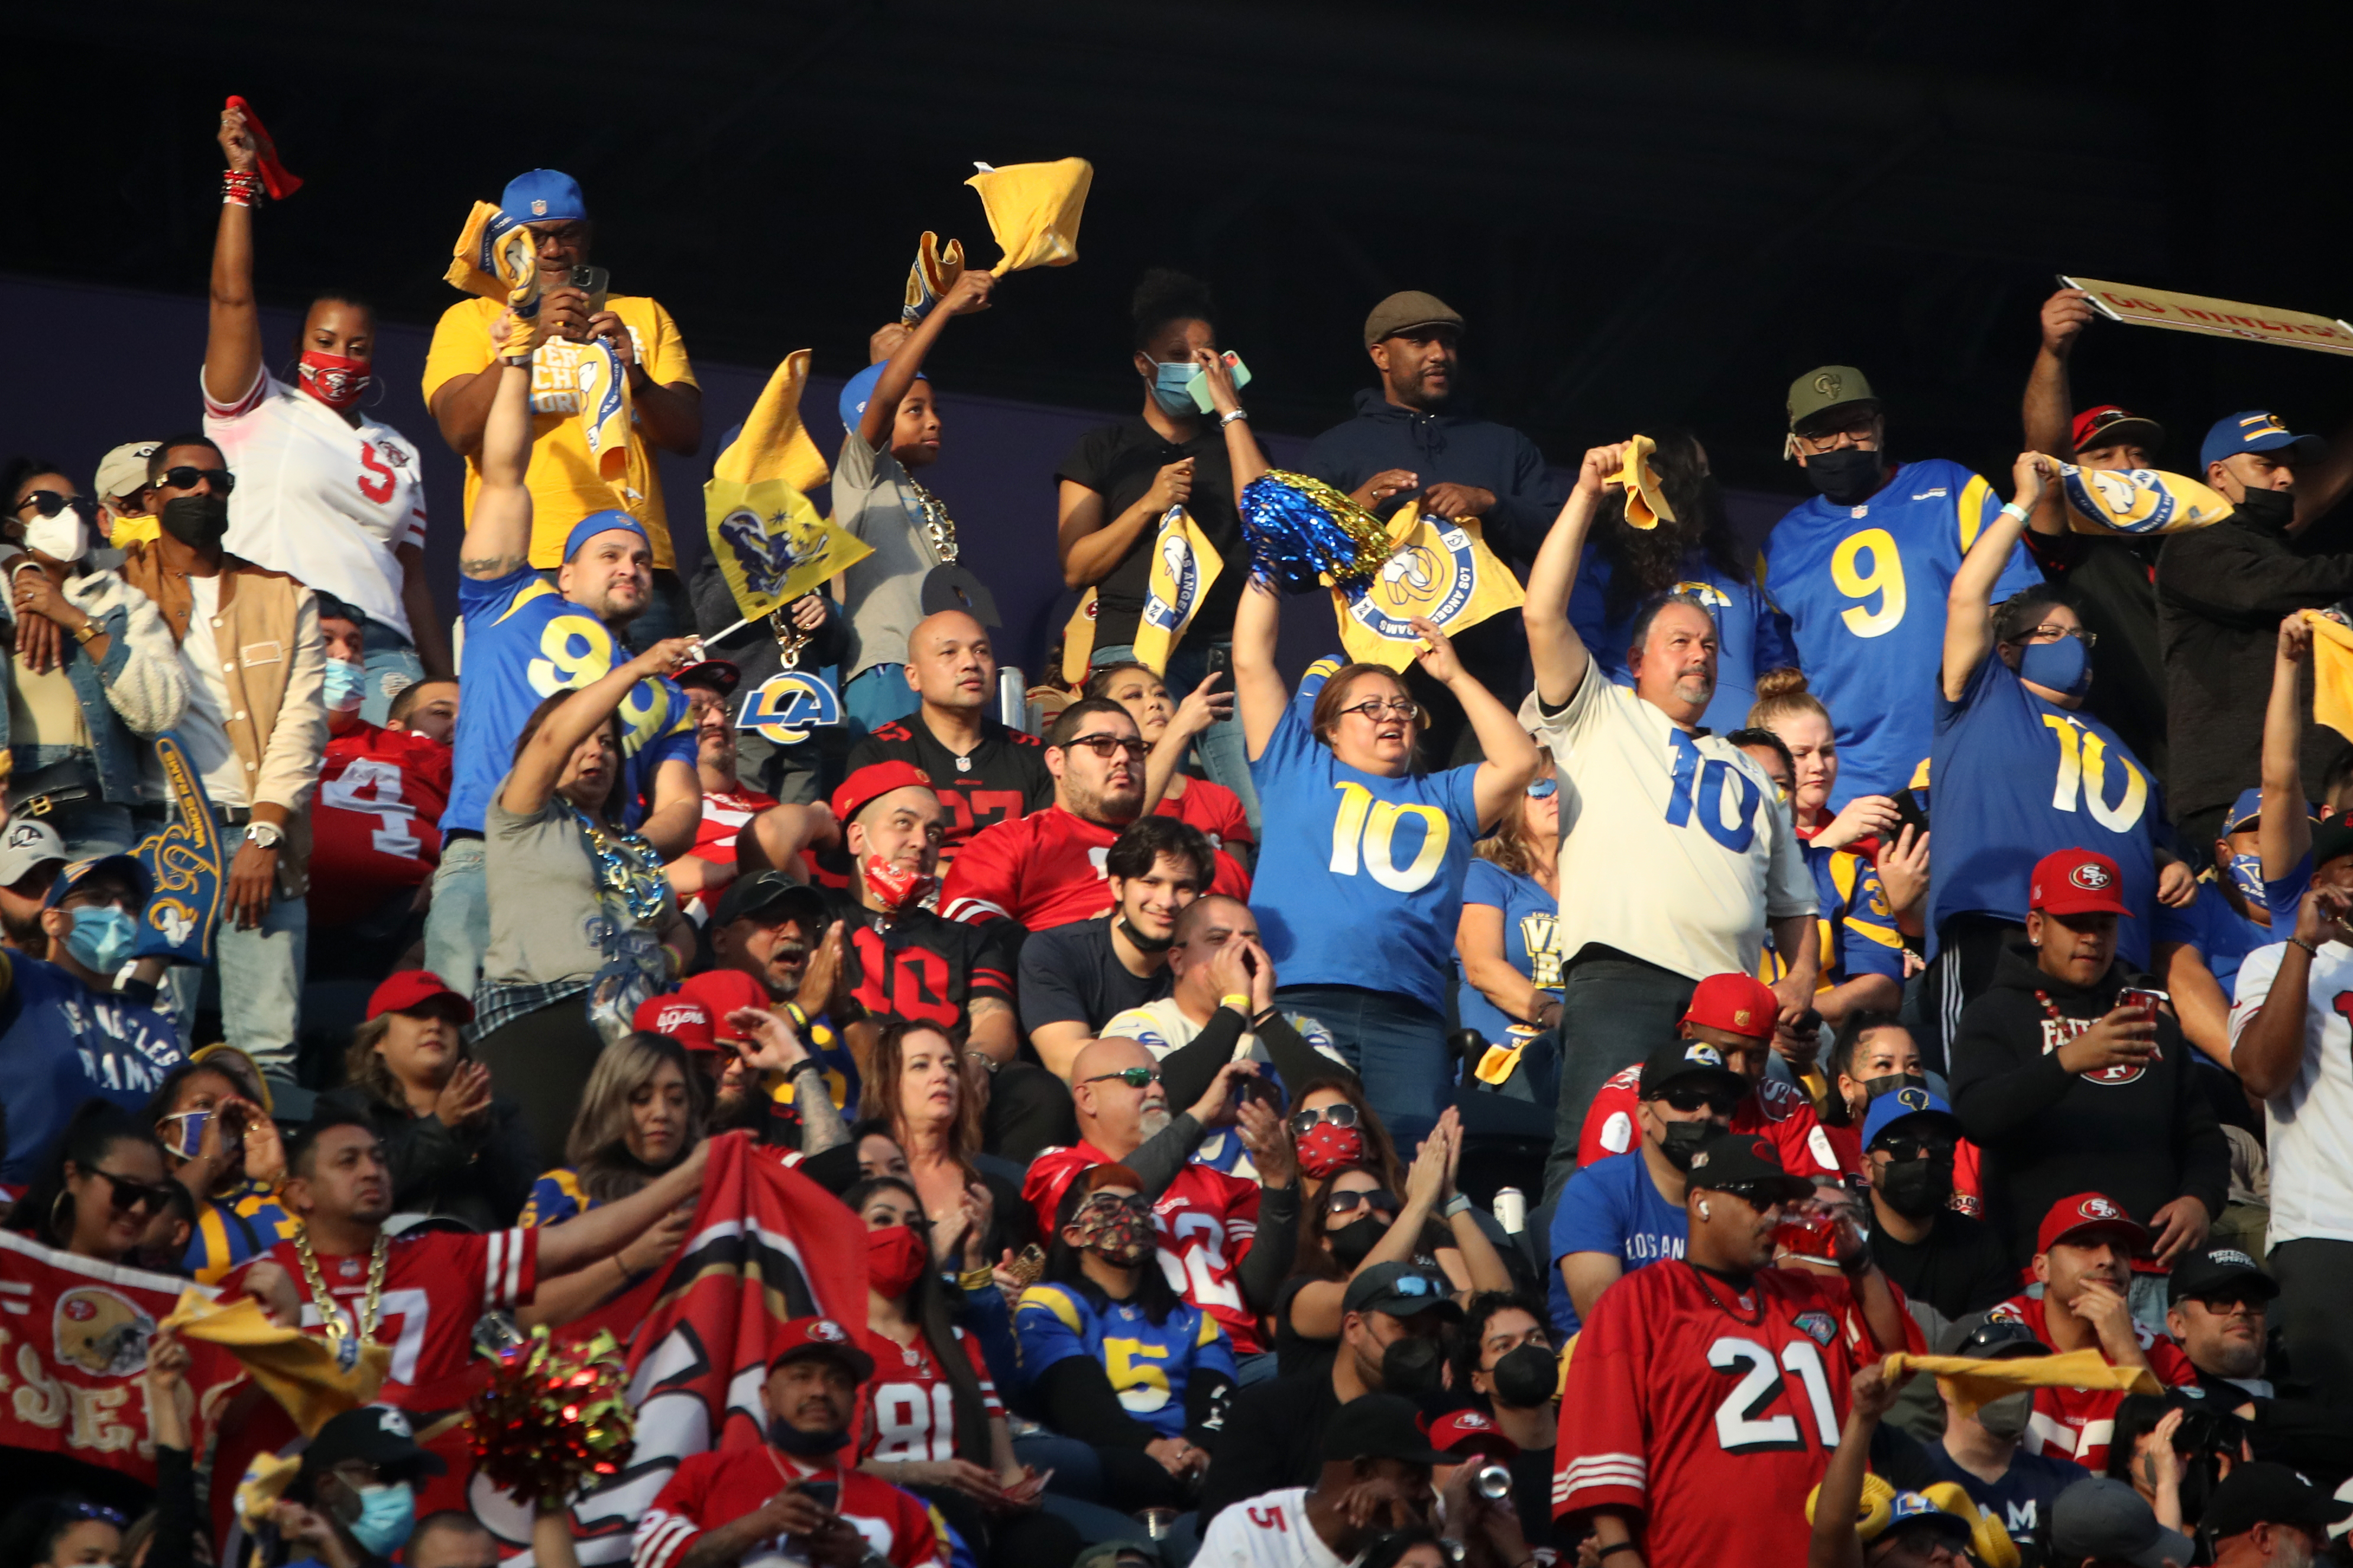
835 428 948 681
481 782 675 988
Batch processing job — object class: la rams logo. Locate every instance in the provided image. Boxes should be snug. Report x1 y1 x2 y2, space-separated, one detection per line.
2070 862 2114 891
53 1287 153 1377
1684 1043 1726 1070
1671 580 1733 615
1346 527 1480 640
2059 467 2230 535
717 505 815 600
738 671 842 745
1894 1086 1931 1113
1142 527 1201 632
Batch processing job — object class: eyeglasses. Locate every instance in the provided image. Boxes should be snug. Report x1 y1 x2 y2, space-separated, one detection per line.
1059 733 1149 761
1338 697 1418 722
91 1168 176 1215
155 465 235 494
1081 1066 1162 1089
1078 1192 1155 1220
2023 624 2096 648
1525 778 1558 800
1289 1102 1360 1137
15 491 99 523
1657 1085 1741 1116
1326 1188 1401 1216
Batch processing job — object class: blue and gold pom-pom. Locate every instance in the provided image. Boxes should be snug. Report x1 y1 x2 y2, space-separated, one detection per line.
1239 471 1398 591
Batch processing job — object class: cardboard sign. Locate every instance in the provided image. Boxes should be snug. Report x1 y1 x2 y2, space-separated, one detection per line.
2062 276 2353 357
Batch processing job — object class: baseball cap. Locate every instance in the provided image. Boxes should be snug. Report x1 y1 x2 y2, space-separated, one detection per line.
1071 1543 1159 1568
1320 1392 1451 1465
839 362 927 431
45 853 151 911
95 440 160 502
1363 291 1463 347
2312 817 2353 873
2051 1476 2193 1568
1877 1493 1973 1550
1683 1132 1813 1205
501 168 588 223
832 761 935 829
1342 1261 1464 1323
674 660 741 697
562 509 650 565
2037 1192 2150 1256
365 970 474 1024
2029 848 2132 918
2072 405 2165 457
2204 1462 2353 1541
1681 972 1778 1041
676 969 771 1043
0 818 69 889
2200 410 2325 472
712 870 829 929
1637 1037 1748 1102
1861 1083 1960 1151
634 991 719 1052
1786 365 1879 436
767 1316 876 1381
1939 1315 2050 1360
2167 1246 2279 1307
301 1403 448 1484
1427 1409 1518 1461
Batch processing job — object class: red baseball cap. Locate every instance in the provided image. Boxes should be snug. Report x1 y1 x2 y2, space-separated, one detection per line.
2036 1192 2150 1256
2070 404 2165 457
1427 1409 1518 1461
767 1316 876 1381
677 968 772 1043
831 761 934 829
1681 973 1780 1041
2029 849 2133 918
633 992 719 1052
366 970 474 1023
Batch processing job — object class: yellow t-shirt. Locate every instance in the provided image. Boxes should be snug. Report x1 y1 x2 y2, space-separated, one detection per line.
421 294 698 569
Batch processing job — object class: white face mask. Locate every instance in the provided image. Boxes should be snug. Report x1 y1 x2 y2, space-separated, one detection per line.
22 509 90 564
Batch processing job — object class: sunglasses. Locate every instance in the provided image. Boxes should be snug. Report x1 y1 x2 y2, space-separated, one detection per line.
1657 1085 1741 1116
1338 697 1418 722
2186 1293 2268 1316
1707 1181 1799 1210
1288 1102 1359 1137
1327 1188 1401 1217
1376 1272 1445 1299
155 465 235 494
1081 1066 1162 1089
92 1167 176 1215
1059 733 1149 761
1874 1135 1956 1162
1525 778 1558 800
1078 1192 1154 1219
15 491 100 523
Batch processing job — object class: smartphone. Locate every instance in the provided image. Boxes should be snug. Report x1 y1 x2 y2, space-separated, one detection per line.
570 264 610 316
1186 350 1252 414
798 1481 839 1512
1892 787 1931 842
1205 644 1231 681
1237 1076 1279 1109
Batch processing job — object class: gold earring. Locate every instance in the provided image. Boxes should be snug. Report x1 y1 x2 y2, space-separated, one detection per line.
48 1192 72 1239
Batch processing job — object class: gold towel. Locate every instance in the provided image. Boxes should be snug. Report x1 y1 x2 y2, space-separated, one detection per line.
161 1289 388 1437
1615 434 1676 530
1879 1348 2158 1420
2303 611 2353 745
966 158 1093 275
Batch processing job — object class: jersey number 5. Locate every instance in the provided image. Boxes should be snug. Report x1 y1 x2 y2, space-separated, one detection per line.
1831 528 1905 639
1707 1334 1840 1454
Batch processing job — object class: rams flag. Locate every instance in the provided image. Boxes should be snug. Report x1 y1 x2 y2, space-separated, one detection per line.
1131 507 1224 674
967 158 1093 274
134 734 225 963
903 231 967 324
2059 463 2232 535
1330 504 1524 671
705 350 867 622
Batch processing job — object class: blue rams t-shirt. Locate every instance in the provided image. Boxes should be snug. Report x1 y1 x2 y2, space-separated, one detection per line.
442 565 697 836
1570 551 1796 735
1249 702 1483 1016
1015 1283 1236 1437
1928 651 2174 968
0 954 184 1187
1761 843 1905 990
1545 1152 1687 1337
1759 459 2041 807
1455 858 1565 1043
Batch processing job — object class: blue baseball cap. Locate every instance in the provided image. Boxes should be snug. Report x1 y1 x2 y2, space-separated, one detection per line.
2200 410 2324 472
46 853 153 910
2222 785 2318 838
1862 1082 1960 1151
1878 1493 1973 1548
838 362 924 431
562 509 649 563
501 169 587 223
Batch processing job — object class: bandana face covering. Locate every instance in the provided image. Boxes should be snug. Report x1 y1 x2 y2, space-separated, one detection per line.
1074 1193 1156 1265
2228 852 2267 908
298 349 372 411
1297 1121 1365 1179
863 856 936 914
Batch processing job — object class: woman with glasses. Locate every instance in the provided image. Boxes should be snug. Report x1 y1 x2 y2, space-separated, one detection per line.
860 1021 1036 1276
145 1048 295 1285
3 1099 175 1268
1453 752 1566 1102
0 457 193 858
1231 573 1540 1148
1088 660 1255 887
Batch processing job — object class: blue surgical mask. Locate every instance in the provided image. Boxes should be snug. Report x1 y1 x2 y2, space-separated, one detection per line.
347 1481 416 1556
1148 358 1201 417
2016 635 2091 699
2229 852 2267 907
64 906 137 976
322 658 366 713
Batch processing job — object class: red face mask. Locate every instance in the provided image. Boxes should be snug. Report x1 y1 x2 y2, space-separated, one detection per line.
1298 1122 1366 1180
298 349 372 411
863 856 936 914
866 1223 929 1299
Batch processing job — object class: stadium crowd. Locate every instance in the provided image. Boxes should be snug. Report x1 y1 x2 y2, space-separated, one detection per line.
16 104 2353 1568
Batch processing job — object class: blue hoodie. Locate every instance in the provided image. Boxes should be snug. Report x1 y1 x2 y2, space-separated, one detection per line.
1298 388 1568 560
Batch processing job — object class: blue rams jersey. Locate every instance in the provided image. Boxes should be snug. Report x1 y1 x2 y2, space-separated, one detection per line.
2173 879 2273 998
1454 857 1565 1044
1248 702 1483 1015
1759 842 1905 991
1759 459 2041 807
1014 1283 1236 1439
520 1167 598 1228
1570 551 1797 734
183 1177 299 1286
442 565 697 835
0 953 184 1187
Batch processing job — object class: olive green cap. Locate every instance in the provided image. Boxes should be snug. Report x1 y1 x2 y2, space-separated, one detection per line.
1365 290 1464 347
1787 365 1880 435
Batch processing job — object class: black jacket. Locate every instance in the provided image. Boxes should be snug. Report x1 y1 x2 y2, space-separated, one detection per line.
1299 389 1567 562
1948 937 2230 1265
1197 1366 1341 1527
317 1085 538 1231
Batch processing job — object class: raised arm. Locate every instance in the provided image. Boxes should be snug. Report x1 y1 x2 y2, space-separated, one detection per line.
1193 349 1268 491
459 330 536 581
2263 613 2315 879
1231 576 1289 761
2022 290 2093 537
858 271 993 449
1410 618 1538 828
498 638 694 817
1939 452 2053 702
1524 443 1626 709
1807 1364 1896 1568
203 107 265 407
532 1137 707 1280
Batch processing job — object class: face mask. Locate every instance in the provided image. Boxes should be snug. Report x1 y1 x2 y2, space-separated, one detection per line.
64 906 137 976
1858 1072 1923 1103
2234 485 2295 530
1297 1122 1366 1180
866 1224 929 1299
1874 1154 1954 1220
1147 358 1201 417
1074 1196 1156 1265
1800 446 1884 506
1975 1391 2033 1442
299 349 372 411
1381 1336 1444 1398
862 856 936 915
1328 1213 1388 1269
323 659 366 714
2017 635 2092 699
1490 1342 1557 1409
1656 1119 1714 1171
769 1414 851 1457
23 511 90 564
1116 916 1172 955
2228 852 2267 908
346 1481 416 1556
160 494 231 551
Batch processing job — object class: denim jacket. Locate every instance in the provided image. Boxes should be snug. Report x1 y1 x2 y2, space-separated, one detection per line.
0 568 192 804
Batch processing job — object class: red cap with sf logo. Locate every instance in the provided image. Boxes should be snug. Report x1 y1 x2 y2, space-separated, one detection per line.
2028 848 2133 918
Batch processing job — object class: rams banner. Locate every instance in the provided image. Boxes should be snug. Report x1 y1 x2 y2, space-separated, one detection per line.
2059 464 2232 536
1330 507 1524 671
2063 275 2353 358
134 733 226 963
1131 507 1223 674
704 477 873 625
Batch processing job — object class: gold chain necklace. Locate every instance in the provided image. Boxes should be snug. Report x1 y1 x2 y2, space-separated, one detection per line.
293 1222 387 1349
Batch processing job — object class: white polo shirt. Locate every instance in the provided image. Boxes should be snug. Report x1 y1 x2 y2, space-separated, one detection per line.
2229 939 2353 1245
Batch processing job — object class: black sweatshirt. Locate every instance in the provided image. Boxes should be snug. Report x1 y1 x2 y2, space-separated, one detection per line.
1949 937 2230 1265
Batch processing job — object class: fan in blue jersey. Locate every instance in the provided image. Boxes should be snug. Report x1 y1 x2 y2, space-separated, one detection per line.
1569 428 1795 733
1015 1164 1237 1514
1929 451 2196 1043
1759 365 2043 810
420 324 702 997
1453 772 1564 1100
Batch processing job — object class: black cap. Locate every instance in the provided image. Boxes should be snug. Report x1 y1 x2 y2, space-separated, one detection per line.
300 1404 447 1483
2167 1246 2280 1307
712 871 829 929
1940 1314 2051 1360
2203 1462 2353 1540
1341 1261 1464 1323
1638 1037 1748 1102
1682 1131 1813 1203
2313 818 2353 873
1320 1392 1451 1465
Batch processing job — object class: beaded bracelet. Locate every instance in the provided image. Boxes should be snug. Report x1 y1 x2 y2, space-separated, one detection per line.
222 170 264 208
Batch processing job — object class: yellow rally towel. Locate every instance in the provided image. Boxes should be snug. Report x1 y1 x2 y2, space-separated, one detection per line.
1330 504 1525 671
445 201 538 305
577 337 633 483
1062 590 1099 685
1130 508 1224 674
2060 463 2232 535
235 1449 304 1529
712 349 831 494
1879 1348 2159 1420
1616 434 1676 530
705 478 872 624
903 232 967 323
967 158 1093 275
2303 611 2353 744
162 1289 389 1437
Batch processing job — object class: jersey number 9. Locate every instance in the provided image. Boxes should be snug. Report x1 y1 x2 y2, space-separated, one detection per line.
1830 529 1905 639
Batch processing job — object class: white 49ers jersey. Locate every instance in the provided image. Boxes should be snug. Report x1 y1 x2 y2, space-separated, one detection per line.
2231 939 2353 1246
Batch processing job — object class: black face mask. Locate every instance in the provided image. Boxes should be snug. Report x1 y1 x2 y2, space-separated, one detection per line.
2233 486 2295 531
1858 1072 1924 1103
1874 1154 1954 1219
1116 917 1172 955
1657 1119 1714 1171
1489 1342 1557 1409
1329 1214 1387 1270
1801 446 1885 507
1381 1336 1444 1399
768 1416 851 1457
160 494 231 550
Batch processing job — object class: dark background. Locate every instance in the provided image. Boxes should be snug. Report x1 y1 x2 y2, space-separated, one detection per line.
9 0 2353 669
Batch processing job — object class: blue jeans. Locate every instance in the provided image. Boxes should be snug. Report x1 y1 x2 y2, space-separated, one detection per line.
164 817 306 1080
422 836 490 999
359 622 425 728
1092 639 1258 835
1275 983 1450 1150
48 800 137 859
845 664 920 741
1545 950 1697 1203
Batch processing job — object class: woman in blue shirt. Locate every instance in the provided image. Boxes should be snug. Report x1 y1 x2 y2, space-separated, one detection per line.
1454 762 1564 1101
1231 576 1539 1145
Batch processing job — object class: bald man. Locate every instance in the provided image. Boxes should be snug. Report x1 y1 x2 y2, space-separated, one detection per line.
844 611 1054 868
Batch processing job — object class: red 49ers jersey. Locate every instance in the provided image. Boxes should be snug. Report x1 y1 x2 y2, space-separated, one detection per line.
307 724 452 927
941 806 1122 929
1986 1292 2197 1471
685 784 780 916
832 895 1016 1031
847 719 1054 868
637 1447 946 1568
1024 1141 1265 1355
856 1324 1006 1463
1555 1259 1914 1568
1577 1064 1853 1178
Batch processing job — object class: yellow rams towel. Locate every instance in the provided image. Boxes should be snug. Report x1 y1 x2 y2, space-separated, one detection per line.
711 349 831 494
1616 434 1675 530
162 1289 388 1437
1879 1348 2158 1420
1131 508 1224 674
2059 464 2232 535
1330 503 1525 671
903 232 967 323
967 159 1093 275
2303 611 2353 744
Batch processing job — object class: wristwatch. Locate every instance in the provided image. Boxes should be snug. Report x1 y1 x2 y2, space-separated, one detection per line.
244 821 284 850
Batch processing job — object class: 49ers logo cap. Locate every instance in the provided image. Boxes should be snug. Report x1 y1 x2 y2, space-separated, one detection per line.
2036 1190 2150 1256
2029 848 2134 919
770 1316 877 1381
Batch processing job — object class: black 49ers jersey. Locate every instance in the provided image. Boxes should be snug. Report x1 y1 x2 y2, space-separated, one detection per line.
846 717 1053 866
828 892 1017 1031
